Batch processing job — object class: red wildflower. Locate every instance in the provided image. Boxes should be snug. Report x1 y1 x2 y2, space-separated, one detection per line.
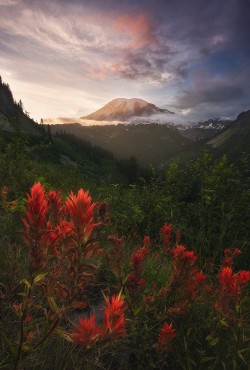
66 189 99 243
224 257 233 266
71 315 102 347
184 251 197 264
219 267 236 291
237 270 250 285
47 190 62 225
172 244 186 258
103 294 127 339
23 182 48 232
161 224 173 247
143 236 150 248
194 271 206 286
138 278 146 287
172 245 197 264
158 322 176 349
132 252 143 270
25 313 32 323
233 248 241 256
22 183 48 272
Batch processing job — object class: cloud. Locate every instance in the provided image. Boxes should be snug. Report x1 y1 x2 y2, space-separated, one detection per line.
0 0 249 120
0 0 18 5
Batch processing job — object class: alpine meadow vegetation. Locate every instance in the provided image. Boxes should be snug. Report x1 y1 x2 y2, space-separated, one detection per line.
0 177 249 370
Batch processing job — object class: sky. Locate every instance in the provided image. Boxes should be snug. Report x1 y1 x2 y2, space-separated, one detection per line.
0 0 249 122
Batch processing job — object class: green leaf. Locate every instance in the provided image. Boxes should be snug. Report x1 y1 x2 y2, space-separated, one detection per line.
34 273 47 284
55 327 72 342
47 296 60 314
134 307 142 316
220 319 229 328
201 357 214 363
21 343 32 353
211 337 219 346
20 279 31 289
237 351 247 364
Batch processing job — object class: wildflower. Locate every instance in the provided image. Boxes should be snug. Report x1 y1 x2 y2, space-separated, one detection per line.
138 278 146 287
237 270 250 285
161 224 173 247
219 267 237 293
96 248 103 255
224 257 233 266
47 190 62 225
26 331 36 341
25 313 32 323
132 252 143 270
233 248 241 256
172 244 186 258
103 294 127 339
143 236 150 248
184 251 197 264
66 189 99 243
23 182 48 231
194 271 206 286
158 322 176 350
22 183 48 272
71 315 102 347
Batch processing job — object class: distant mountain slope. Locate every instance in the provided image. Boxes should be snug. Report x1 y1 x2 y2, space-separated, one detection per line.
82 98 173 121
51 123 193 165
207 110 250 160
0 76 43 136
177 119 233 141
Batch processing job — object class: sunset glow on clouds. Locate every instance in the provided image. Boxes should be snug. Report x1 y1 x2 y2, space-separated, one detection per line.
0 0 249 121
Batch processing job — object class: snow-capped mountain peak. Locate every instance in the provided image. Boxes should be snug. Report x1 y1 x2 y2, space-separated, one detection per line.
81 98 173 121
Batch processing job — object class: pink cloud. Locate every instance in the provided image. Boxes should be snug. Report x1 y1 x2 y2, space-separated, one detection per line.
114 13 156 48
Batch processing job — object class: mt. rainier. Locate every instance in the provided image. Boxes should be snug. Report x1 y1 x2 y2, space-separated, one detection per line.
82 98 173 121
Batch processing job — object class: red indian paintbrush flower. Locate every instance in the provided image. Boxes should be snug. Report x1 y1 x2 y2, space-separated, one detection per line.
23 182 48 231
172 245 197 265
219 266 238 293
158 322 176 350
22 182 48 272
71 294 127 347
71 315 102 347
103 294 127 339
66 189 99 243
237 270 250 285
161 224 173 247
143 236 150 248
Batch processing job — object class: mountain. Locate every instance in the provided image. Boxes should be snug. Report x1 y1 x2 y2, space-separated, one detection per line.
0 76 43 136
51 123 193 165
207 110 250 160
176 119 233 141
81 98 173 121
